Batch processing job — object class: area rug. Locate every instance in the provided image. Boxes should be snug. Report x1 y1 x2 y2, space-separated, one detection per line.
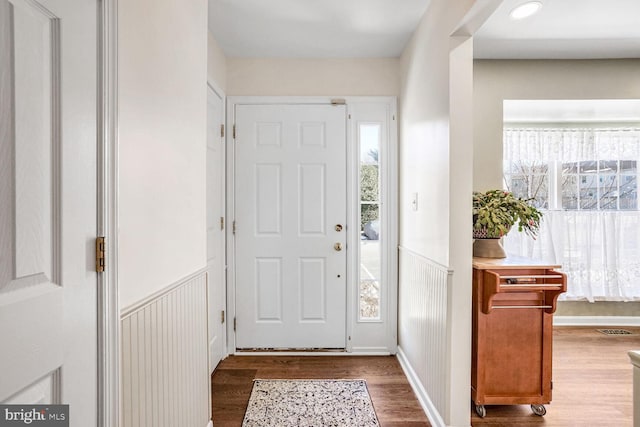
242 379 380 427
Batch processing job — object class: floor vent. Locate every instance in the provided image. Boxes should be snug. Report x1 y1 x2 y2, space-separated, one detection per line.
597 328 633 335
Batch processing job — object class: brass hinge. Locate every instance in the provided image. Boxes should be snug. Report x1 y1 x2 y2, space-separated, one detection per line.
96 237 106 273
220 124 225 138
232 220 236 235
233 317 236 331
330 98 346 105
220 217 224 231
221 310 225 324
232 124 236 139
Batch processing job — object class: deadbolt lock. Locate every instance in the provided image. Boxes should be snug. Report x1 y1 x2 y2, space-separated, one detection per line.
334 243 343 251
335 224 343 232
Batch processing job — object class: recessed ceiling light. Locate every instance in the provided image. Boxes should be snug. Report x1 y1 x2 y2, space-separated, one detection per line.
510 1 542 20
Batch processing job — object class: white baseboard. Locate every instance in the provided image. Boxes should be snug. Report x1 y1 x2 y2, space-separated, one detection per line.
207 420 213 427
554 316 640 327
396 347 447 427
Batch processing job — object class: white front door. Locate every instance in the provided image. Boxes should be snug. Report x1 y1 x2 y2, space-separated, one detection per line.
234 104 347 349
0 0 98 424
207 85 225 371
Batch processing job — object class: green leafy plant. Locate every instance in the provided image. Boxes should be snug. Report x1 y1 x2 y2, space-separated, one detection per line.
473 189 542 239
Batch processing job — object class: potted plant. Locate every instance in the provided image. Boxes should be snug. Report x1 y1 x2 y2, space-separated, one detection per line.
472 189 542 258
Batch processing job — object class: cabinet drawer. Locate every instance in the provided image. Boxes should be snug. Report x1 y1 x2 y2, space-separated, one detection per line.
481 269 567 314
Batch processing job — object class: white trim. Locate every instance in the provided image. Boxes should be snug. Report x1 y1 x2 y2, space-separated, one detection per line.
97 0 119 426
386 103 399 354
207 421 213 427
554 316 640 327
120 267 208 318
206 81 227 423
396 347 449 427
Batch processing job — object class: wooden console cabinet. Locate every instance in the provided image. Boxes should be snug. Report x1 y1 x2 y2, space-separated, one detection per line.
472 255 567 418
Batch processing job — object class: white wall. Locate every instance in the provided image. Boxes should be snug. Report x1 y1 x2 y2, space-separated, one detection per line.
207 30 227 90
473 59 640 191
398 0 476 425
226 58 399 96
118 0 208 308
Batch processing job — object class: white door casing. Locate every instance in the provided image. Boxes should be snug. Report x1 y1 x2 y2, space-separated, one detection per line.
234 104 347 349
0 0 98 423
206 84 226 372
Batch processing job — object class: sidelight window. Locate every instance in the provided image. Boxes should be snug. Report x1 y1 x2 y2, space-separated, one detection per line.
358 124 381 320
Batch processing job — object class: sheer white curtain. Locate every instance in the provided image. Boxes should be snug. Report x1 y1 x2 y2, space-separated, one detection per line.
503 127 640 301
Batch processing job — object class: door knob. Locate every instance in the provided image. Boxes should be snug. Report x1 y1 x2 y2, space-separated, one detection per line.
334 243 343 251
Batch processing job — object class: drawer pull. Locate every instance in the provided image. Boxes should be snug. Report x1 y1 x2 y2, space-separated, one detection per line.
500 284 563 288
491 305 553 310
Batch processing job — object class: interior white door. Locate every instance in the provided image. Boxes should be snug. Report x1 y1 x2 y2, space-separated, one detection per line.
234 104 347 349
207 85 226 371
0 0 98 424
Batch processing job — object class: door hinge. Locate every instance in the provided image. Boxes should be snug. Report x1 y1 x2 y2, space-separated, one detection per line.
232 124 236 139
96 237 106 273
220 124 225 138
220 217 224 230
331 98 346 105
233 317 236 331
551 381 553 390
221 310 225 324
232 220 236 235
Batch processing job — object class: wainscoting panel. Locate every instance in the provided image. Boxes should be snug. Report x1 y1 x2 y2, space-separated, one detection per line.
398 247 451 425
121 272 209 427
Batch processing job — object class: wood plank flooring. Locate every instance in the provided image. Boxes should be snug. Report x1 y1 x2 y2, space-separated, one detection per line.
472 326 640 426
211 327 640 426
211 355 430 426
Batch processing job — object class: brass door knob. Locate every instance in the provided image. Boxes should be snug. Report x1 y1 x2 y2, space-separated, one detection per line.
334 243 343 251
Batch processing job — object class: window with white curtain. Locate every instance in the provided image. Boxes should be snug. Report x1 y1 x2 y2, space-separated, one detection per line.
503 126 640 301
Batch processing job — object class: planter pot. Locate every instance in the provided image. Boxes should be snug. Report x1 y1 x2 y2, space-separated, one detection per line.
473 238 506 258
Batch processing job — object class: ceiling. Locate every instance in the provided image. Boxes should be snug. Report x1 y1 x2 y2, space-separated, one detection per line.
474 0 640 59
208 0 640 59
208 0 431 58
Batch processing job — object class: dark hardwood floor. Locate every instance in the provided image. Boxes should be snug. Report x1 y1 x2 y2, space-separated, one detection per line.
211 327 640 426
211 355 430 426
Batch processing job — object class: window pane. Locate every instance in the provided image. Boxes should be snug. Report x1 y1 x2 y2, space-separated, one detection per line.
359 124 381 320
599 175 618 210
580 161 598 174
503 161 548 208
599 160 618 173
563 162 578 174
579 175 598 209
621 160 637 173
562 175 578 209
509 175 528 199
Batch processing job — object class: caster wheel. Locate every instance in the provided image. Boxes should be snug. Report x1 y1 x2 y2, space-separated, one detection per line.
531 404 546 416
475 404 486 418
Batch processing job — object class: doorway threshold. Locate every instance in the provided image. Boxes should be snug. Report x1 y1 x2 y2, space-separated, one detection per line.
236 347 346 353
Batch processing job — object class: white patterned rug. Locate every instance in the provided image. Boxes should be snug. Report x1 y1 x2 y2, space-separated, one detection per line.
242 379 380 427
